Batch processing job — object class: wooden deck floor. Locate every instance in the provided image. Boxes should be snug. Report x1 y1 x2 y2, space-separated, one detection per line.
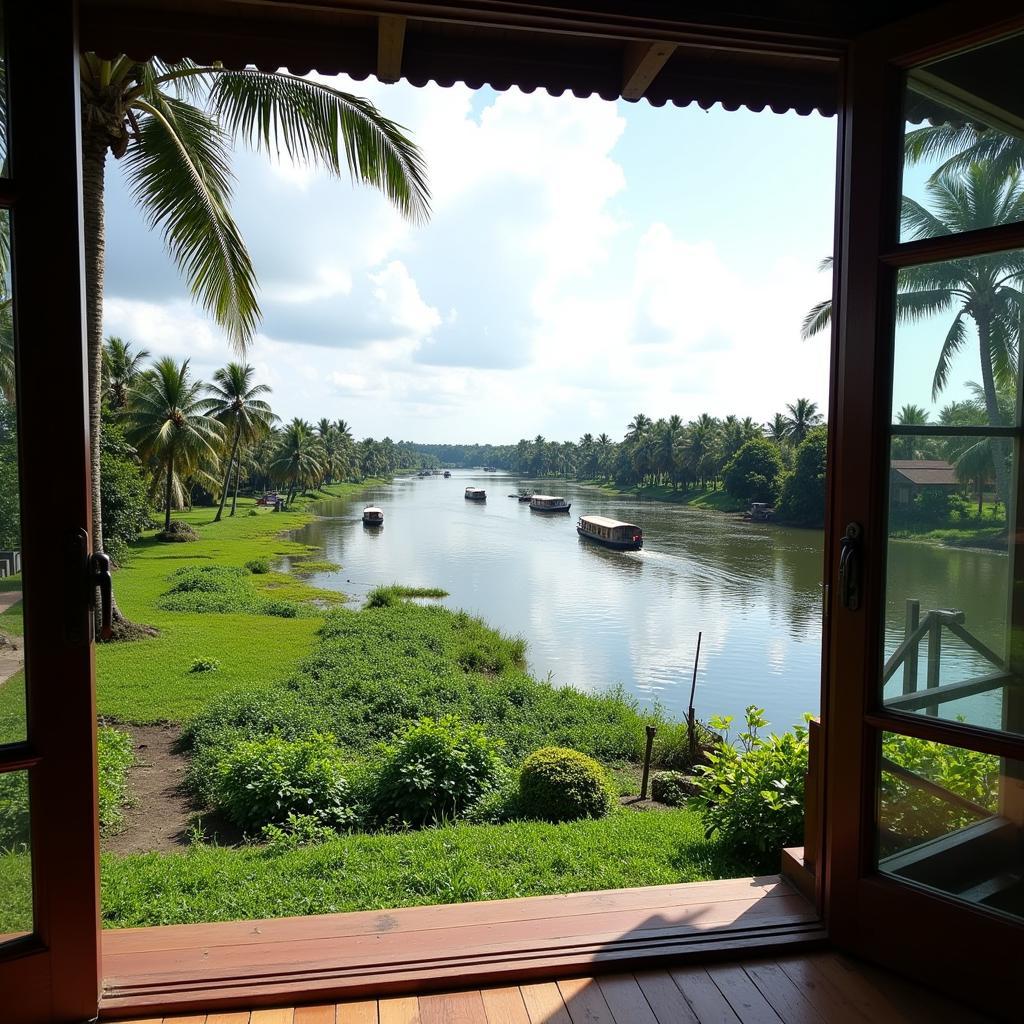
109 950 994 1023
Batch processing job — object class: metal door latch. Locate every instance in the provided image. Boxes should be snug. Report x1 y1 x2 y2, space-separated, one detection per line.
838 522 862 611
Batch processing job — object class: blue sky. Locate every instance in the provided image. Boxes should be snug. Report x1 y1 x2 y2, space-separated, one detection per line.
102 77 841 443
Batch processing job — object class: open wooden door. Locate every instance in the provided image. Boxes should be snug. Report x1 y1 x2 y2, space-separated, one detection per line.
0 2 102 1021
825 5 1024 1018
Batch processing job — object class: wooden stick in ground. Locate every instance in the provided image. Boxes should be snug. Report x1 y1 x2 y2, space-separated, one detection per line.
688 631 702 761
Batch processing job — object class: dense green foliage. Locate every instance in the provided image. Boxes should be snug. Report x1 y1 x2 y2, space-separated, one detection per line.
880 733 999 855
692 708 808 869
722 438 784 506
158 564 306 619
98 808 738 928
370 717 504 826
212 733 357 833
777 427 827 527
100 416 153 552
518 747 614 822
0 400 19 549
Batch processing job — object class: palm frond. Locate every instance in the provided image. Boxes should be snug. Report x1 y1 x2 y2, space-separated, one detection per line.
931 310 967 400
208 69 430 223
124 93 260 350
801 299 832 339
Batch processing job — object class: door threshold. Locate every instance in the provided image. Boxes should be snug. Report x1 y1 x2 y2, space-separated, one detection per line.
99 875 825 1017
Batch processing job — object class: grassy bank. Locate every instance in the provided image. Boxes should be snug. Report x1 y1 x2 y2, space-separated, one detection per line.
100 808 737 927
578 480 744 512
96 483 365 722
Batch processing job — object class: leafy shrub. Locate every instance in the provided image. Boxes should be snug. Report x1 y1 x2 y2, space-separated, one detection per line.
518 747 614 822
104 537 132 569
189 658 220 673
651 771 698 807
880 733 998 856
365 585 448 608
691 706 808 867
98 726 134 832
158 520 198 542
159 566 254 613
0 771 28 850
211 733 357 833
371 716 504 826
183 688 322 804
246 557 271 574
915 487 951 522
248 508 259 517
100 414 153 549
776 427 826 527
263 599 299 618
261 812 339 851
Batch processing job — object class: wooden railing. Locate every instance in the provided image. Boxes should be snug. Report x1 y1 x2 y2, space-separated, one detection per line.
882 599 1013 716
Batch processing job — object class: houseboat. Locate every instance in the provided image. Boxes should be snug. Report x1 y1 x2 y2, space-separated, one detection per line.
362 506 384 525
464 487 486 501
743 502 775 522
577 514 643 550
529 494 571 514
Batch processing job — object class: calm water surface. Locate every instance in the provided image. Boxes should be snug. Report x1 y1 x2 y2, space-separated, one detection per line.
286 471 1007 731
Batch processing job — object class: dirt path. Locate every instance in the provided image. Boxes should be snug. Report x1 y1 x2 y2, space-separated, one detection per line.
0 592 23 686
104 723 196 855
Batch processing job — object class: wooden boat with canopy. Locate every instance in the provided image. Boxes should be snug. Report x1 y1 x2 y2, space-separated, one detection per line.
362 506 384 525
577 514 643 550
529 494 571 514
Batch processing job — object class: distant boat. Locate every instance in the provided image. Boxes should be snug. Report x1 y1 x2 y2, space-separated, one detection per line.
443 470 451 478
518 493 533 503
483 466 496 472
362 506 384 525
743 502 775 522
465 487 487 501
530 494 571 514
577 514 642 550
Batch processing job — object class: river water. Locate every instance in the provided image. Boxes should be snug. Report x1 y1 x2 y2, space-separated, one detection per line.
286 470 1007 733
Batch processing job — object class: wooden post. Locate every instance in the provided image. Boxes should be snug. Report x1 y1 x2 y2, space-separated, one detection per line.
803 717 821 872
687 631 702 762
903 598 919 695
926 613 941 716
640 725 657 800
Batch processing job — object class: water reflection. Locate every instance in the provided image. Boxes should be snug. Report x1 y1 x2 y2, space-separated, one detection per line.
289 470 830 730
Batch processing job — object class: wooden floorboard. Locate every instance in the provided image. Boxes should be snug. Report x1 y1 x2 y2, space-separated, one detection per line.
109 949 994 1023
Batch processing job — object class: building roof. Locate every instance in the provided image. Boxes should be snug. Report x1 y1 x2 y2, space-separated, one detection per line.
580 515 640 530
79 1 949 118
890 460 958 486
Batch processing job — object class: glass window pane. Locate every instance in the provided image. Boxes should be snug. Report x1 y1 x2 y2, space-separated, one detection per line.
902 33 1024 241
0 769 32 941
883 435 1022 736
878 732 1023 923
0 4 7 177
891 252 1022 427
0 208 22 747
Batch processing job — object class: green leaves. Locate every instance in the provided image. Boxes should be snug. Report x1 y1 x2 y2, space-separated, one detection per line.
207 69 430 224
124 95 260 351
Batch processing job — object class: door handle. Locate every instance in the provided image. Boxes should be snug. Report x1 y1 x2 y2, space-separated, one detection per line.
90 552 113 641
838 522 862 611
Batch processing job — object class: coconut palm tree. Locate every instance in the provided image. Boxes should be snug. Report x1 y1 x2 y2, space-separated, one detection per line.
124 357 224 532
102 336 151 410
79 55 430 606
803 161 1024 501
764 412 789 445
783 399 824 445
206 362 276 521
272 418 324 506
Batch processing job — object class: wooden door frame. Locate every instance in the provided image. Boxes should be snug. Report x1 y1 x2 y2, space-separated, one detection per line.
0 2 101 1022
822 3 1024 1015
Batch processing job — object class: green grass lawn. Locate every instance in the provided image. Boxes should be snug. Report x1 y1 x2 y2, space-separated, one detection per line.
97 486 361 723
99 807 739 927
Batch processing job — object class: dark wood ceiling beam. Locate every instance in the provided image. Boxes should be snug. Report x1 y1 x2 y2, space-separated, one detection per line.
621 40 676 100
377 14 407 83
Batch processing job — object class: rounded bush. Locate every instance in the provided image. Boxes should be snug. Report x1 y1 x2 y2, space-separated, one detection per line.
371 716 503 826
211 733 357 832
157 520 198 543
246 557 271 574
518 747 614 822
651 771 699 807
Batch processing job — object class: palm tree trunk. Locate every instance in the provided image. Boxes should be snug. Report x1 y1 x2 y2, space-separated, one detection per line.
82 127 108 561
976 314 1011 507
164 455 174 532
214 421 241 522
231 456 241 515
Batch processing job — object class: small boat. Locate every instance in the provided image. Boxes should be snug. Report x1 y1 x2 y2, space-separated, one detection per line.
464 487 487 501
530 494 571 514
443 470 451 478
483 466 496 472
743 502 775 522
518 494 533 503
362 506 384 525
577 514 642 550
